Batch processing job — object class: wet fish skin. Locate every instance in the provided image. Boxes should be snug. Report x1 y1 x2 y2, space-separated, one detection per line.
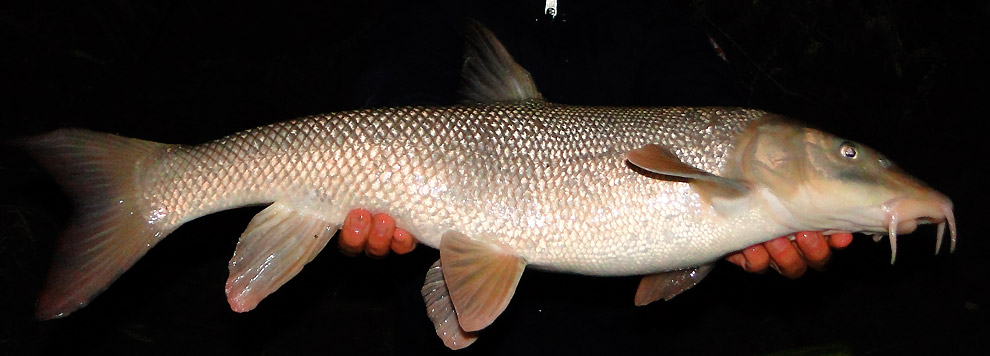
148 103 775 274
31 103 773 314
25 101 953 315
18 22 955 349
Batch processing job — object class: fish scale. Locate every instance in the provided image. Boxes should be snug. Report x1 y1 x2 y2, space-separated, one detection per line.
140 103 763 275
20 22 955 349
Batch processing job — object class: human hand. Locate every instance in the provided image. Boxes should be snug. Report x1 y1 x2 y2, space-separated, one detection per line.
725 232 854 279
338 209 417 257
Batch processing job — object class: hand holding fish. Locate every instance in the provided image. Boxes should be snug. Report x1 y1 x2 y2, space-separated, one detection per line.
341 209 853 278
725 232 853 279
338 209 416 257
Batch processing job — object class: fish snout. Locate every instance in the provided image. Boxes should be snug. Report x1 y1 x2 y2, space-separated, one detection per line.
880 193 957 264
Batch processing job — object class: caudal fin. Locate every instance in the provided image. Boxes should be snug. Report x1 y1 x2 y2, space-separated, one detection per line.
16 129 172 319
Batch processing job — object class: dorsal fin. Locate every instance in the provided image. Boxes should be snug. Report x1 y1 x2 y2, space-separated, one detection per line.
460 20 543 103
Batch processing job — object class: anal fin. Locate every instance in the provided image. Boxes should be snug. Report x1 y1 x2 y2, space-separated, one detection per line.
439 231 526 332
634 264 715 306
422 259 479 349
225 202 337 312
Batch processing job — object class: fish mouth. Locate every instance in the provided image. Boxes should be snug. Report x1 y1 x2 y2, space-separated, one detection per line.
879 195 957 264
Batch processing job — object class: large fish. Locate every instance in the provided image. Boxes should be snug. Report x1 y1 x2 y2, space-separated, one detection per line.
18 23 955 349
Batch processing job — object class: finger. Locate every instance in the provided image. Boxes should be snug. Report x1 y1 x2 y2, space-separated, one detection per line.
827 232 854 250
725 251 747 268
764 236 807 279
741 244 771 273
794 231 830 270
338 209 372 256
366 213 396 258
391 228 417 255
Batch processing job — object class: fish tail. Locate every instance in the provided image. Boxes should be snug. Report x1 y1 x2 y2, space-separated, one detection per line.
16 129 173 320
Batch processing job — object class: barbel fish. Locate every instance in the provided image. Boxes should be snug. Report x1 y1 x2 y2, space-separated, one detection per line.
18 23 955 349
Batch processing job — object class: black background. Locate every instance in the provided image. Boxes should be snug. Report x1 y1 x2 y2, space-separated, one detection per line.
1 1 987 355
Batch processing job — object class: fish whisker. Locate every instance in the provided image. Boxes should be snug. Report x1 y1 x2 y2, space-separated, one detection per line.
935 221 945 254
888 216 898 265
944 205 957 253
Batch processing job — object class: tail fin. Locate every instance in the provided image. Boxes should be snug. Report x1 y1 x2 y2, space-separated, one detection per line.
16 129 172 319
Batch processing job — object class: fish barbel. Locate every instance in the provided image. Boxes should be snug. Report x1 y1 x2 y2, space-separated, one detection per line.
18 23 955 349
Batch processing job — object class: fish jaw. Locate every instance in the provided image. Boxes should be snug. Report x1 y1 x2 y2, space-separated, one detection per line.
767 180 957 265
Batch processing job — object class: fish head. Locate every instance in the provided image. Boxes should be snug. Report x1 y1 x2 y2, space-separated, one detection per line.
734 118 956 261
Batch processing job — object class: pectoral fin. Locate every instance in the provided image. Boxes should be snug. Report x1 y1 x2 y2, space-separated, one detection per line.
626 144 749 200
225 202 337 312
422 259 479 349
634 264 715 306
439 231 526 332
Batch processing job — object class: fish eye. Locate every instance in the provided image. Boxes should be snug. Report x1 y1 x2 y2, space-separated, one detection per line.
839 142 858 159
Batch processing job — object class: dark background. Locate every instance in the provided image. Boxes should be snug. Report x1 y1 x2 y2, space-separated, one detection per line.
1 1 987 355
